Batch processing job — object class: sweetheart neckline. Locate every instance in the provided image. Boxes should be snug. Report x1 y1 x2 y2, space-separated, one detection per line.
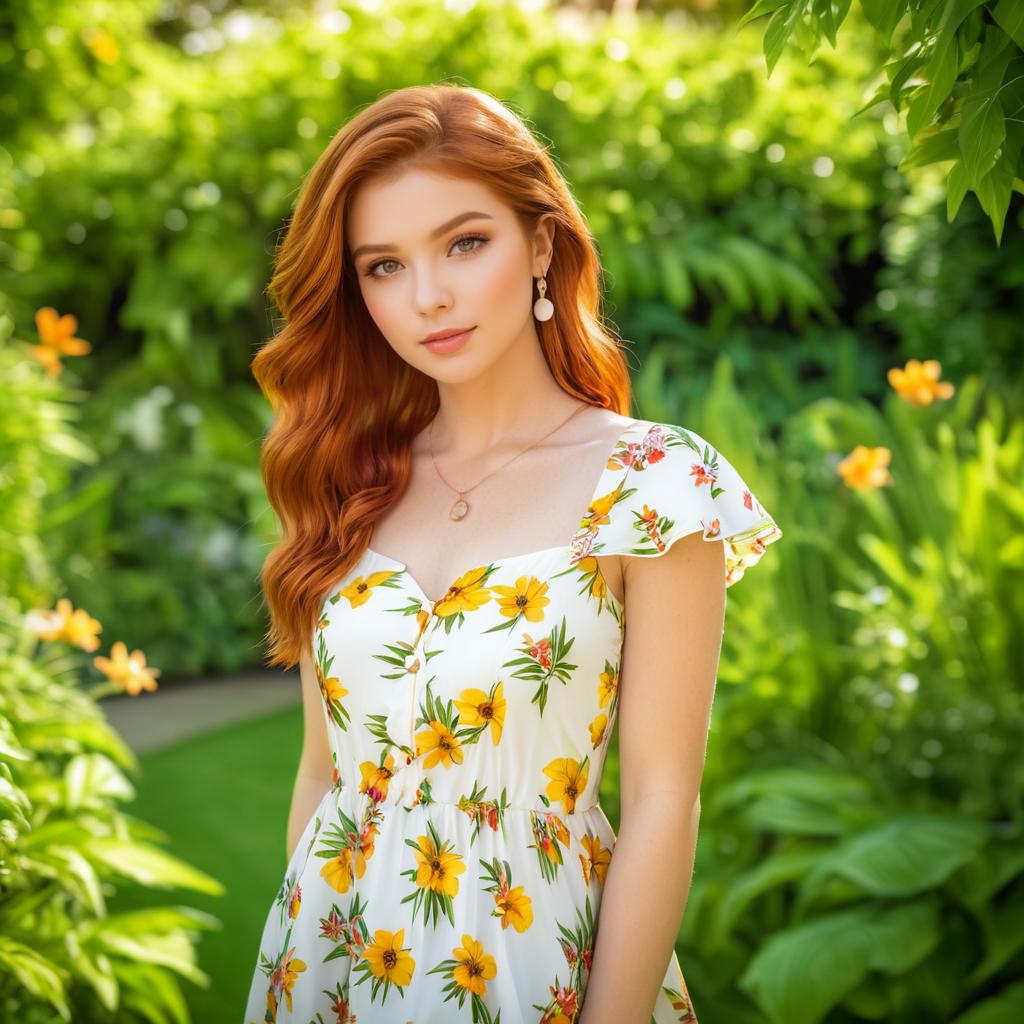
364 417 653 606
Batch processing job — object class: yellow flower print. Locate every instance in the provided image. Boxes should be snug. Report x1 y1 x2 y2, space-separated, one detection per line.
495 883 533 932
359 753 397 803
581 488 620 530
413 832 467 898
270 944 306 1014
339 570 397 608
597 666 618 709
318 669 348 706
416 721 465 769
359 927 416 987
588 713 607 747
451 934 497 996
433 566 493 618
454 682 506 745
287 880 301 919
542 756 590 815
579 833 612 887
490 576 550 622
320 848 362 894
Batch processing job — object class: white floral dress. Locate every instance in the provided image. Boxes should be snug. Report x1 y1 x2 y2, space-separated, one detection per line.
244 418 783 1024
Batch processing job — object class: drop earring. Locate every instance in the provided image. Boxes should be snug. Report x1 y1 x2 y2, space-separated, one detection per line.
533 274 554 321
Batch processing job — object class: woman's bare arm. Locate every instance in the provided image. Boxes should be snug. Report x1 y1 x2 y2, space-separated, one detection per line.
579 531 725 1023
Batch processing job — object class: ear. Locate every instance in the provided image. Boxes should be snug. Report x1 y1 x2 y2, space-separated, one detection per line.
531 213 557 276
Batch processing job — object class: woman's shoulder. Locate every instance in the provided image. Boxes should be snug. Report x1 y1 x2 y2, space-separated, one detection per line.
594 418 784 588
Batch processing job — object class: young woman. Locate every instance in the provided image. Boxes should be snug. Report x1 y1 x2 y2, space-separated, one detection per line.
244 83 782 1024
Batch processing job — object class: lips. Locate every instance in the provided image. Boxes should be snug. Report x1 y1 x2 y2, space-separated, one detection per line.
421 327 475 354
421 327 475 344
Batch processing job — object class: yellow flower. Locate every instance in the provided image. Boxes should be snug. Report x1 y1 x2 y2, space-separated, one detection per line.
490 576 550 621
83 27 120 64
271 945 306 1013
597 667 617 709
542 757 589 815
494 884 533 933
451 934 497 996
579 833 612 887
360 928 415 987
340 570 397 608
588 713 607 747
413 833 466 897
887 358 955 406
316 655 348 704
580 489 619 530
24 597 102 651
359 753 396 803
454 682 506 745
433 566 493 618
320 847 366 894
92 640 160 695
416 722 464 769
837 445 893 490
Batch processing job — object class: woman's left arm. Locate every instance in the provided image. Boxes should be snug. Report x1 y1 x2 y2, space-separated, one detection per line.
578 530 726 1024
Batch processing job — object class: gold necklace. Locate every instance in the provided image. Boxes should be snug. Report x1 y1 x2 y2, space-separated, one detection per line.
429 403 591 521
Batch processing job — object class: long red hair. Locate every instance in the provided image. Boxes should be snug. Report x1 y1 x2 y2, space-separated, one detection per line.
252 82 634 670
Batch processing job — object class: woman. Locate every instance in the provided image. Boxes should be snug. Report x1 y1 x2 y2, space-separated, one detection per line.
244 82 782 1024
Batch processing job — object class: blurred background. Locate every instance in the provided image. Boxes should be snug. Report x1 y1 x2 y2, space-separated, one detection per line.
2 1 1022 1022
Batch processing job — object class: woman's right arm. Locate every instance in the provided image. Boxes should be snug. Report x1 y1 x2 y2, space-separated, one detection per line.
286 650 335 862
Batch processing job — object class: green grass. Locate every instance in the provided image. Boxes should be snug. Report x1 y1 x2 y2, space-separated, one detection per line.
107 700 303 1023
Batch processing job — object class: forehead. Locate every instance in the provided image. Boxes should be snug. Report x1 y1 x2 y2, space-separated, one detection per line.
347 168 514 245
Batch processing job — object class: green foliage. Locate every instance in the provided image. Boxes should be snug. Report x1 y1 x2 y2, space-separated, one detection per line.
738 0 1024 243
0 303 224 1022
0 631 227 1022
671 377 1024 1023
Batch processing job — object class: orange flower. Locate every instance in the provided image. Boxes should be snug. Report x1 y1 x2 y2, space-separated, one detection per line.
579 833 612 887
92 640 160 695
887 358 955 406
837 445 893 490
24 597 102 651
32 307 91 377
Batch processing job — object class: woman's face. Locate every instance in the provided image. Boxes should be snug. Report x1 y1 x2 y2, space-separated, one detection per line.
347 167 553 382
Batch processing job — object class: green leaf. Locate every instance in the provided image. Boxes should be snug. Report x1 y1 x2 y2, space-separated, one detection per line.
908 0 991 139
860 0 905 43
960 92 1006 189
951 979 1024 1024
805 815 988 899
764 0 811 77
975 151 1015 244
739 900 941 1024
947 158 972 220
735 0 790 33
84 837 226 895
897 126 960 171
0 936 70 1017
993 0 1024 49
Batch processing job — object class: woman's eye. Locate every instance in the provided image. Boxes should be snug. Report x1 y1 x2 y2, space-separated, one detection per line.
364 234 488 278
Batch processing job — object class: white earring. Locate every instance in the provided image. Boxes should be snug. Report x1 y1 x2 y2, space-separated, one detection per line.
534 274 554 321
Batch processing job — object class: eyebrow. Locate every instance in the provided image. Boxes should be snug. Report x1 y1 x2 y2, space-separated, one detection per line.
350 211 495 261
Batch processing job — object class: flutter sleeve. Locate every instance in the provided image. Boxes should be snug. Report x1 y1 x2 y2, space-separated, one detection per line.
578 421 783 589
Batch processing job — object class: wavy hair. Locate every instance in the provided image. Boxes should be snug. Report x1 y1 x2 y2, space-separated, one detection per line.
252 82 634 670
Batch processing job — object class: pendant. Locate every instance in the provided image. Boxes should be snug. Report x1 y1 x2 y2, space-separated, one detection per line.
449 497 469 520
